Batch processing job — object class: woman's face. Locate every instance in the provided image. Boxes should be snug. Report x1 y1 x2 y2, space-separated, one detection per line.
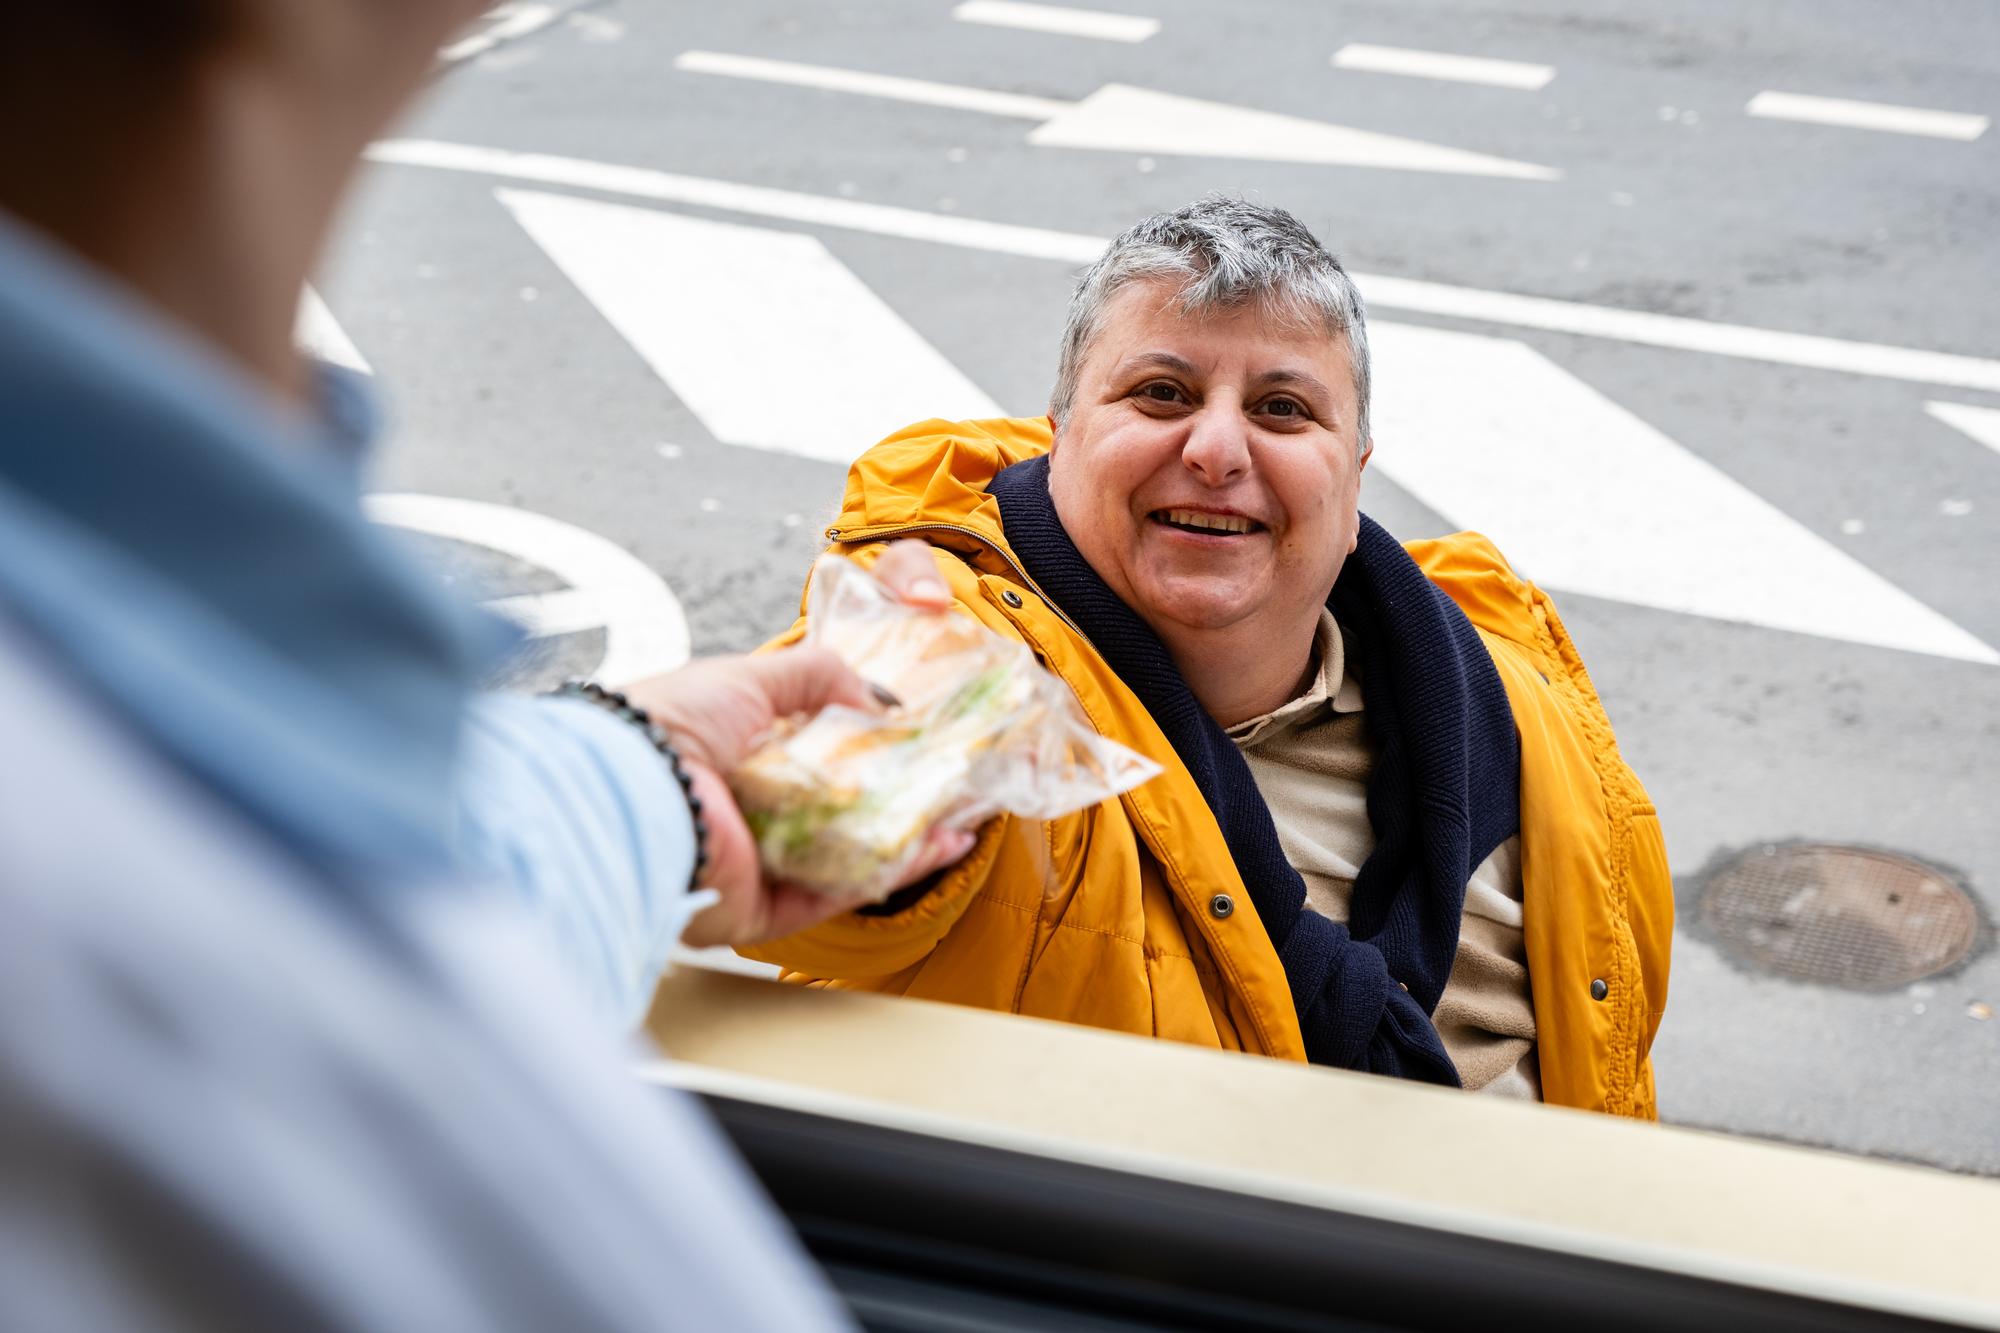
1048 280 1370 646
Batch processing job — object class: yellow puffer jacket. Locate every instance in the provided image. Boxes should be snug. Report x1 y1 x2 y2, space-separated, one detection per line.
744 417 1672 1118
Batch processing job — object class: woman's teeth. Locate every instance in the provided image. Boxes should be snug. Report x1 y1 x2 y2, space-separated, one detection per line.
1158 509 1256 534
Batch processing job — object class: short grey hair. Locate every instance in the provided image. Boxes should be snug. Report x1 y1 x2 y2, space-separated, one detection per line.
1049 197 1371 449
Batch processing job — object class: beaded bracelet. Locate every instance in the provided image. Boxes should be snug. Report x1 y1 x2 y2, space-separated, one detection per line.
550 679 710 892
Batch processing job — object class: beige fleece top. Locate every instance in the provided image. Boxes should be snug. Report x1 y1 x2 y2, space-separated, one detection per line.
1226 610 1540 1098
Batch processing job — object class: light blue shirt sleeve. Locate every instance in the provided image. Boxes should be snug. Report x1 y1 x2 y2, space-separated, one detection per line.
452 694 711 1029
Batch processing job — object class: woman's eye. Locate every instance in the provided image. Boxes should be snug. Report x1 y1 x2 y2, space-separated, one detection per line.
1262 398 1304 419
1138 382 1184 403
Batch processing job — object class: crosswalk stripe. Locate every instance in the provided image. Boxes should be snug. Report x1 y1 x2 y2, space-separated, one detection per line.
1747 91 1988 142
496 188 1005 463
368 140 2000 394
1925 401 2000 459
1368 321 1996 663
1332 43 1555 91
488 182 1989 660
296 286 370 373
1354 274 2000 395
953 1 1160 42
347 171 1990 665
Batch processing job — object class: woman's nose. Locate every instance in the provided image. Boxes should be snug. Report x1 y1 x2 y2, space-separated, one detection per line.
1181 406 1251 486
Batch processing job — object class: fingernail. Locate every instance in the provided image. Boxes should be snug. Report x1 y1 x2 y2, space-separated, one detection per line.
911 578 947 603
869 682 903 708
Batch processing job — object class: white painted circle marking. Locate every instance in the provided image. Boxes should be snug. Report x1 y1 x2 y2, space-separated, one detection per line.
367 492 690 681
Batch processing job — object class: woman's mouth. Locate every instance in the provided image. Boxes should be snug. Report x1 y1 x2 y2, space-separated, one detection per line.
1149 508 1266 536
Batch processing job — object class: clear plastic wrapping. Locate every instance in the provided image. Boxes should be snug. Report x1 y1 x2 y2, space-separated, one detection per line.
731 554 1161 901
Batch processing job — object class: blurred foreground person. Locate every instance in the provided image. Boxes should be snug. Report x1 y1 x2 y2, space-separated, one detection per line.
748 201 1673 1116
0 5 966 1329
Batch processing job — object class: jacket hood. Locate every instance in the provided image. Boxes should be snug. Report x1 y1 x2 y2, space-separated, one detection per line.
827 416 1053 544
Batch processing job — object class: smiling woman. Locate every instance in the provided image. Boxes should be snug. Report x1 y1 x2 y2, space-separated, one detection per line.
749 197 1674 1117
1051 280 1369 728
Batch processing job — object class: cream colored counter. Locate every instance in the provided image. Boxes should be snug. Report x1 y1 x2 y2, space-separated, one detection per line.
641 967 2000 1329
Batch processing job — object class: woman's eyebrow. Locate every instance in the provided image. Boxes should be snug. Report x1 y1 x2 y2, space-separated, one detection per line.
1251 367 1334 398
1112 351 1199 378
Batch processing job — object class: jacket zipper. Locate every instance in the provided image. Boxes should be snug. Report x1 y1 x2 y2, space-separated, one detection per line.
825 521 1088 642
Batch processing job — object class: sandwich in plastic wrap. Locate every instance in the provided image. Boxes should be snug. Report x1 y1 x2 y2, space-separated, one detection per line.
731 554 1161 901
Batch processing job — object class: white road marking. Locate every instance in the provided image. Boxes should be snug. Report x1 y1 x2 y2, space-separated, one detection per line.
1332 43 1555 91
1746 91 1989 142
667 944 782 978
366 493 691 681
1352 273 2000 394
1029 84 1560 179
495 188 1004 463
1367 320 1996 663
675 50 1069 120
441 2 564 65
952 0 1160 43
568 12 625 43
673 52 1559 179
484 587 605 638
368 139 2000 394
371 138 1106 261
296 286 370 373
1926 401 2000 458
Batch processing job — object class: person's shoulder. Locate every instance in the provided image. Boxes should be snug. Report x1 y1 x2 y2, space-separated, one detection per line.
1401 530 1542 641
1402 532 1622 732
832 416 1052 536
868 414 1054 466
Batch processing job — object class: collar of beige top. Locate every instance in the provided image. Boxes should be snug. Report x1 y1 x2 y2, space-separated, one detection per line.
1228 608 1367 748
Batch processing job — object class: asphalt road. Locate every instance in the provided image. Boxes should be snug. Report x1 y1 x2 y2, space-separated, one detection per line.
316 0 2000 1173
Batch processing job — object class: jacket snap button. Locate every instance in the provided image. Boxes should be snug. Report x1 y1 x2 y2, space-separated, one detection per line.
1590 978 1609 1001
1209 893 1234 919
1001 589 1024 608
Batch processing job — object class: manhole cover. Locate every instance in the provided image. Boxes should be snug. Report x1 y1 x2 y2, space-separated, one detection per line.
1698 844 1980 989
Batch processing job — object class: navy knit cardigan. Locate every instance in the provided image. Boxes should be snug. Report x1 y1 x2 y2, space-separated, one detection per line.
989 455 1519 1084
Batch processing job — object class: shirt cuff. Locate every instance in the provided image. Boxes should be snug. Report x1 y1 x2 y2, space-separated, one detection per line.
452 693 703 1029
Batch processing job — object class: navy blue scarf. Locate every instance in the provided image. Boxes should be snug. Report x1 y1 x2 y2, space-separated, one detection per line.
988 455 1519 1084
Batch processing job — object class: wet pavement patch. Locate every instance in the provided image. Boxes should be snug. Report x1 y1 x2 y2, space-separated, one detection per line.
1695 843 1983 990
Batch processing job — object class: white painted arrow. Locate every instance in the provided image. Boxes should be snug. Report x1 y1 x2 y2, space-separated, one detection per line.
1030 84 1559 179
1367 321 1996 663
441 2 563 65
674 50 1559 180
1926 400 2000 459
496 187 1005 463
